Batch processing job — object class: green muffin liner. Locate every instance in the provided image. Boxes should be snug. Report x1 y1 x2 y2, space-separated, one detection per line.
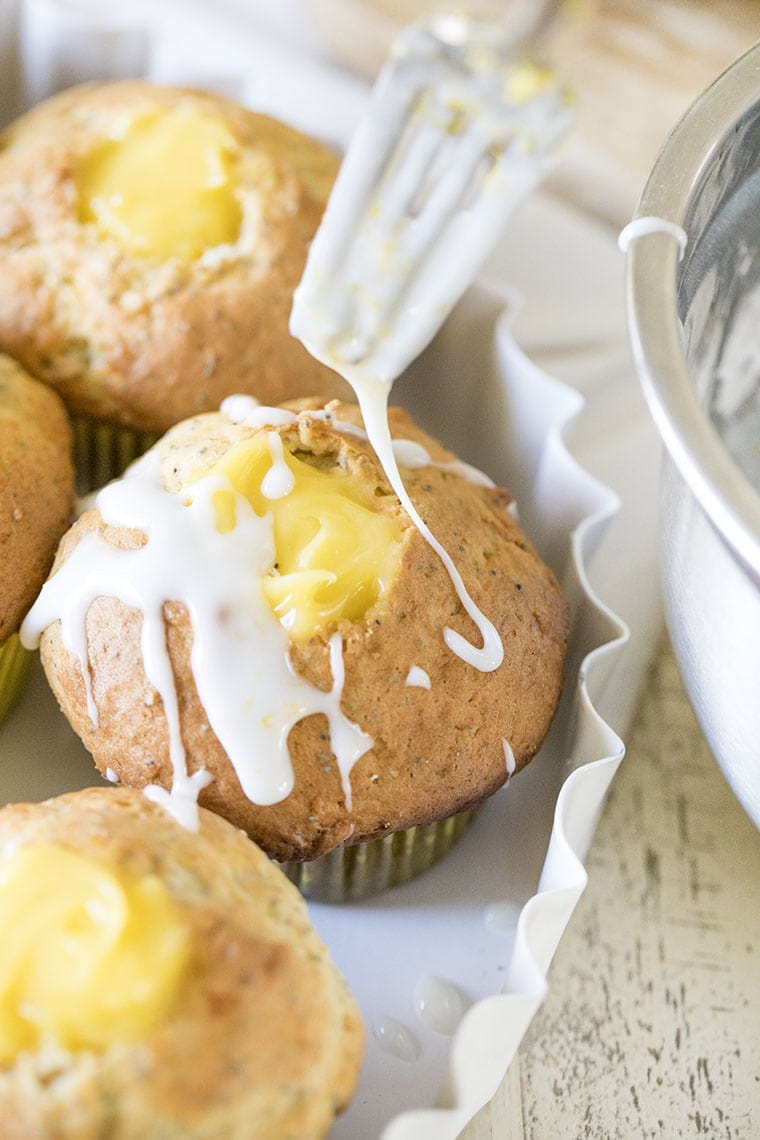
0 634 32 723
72 415 160 495
281 807 479 903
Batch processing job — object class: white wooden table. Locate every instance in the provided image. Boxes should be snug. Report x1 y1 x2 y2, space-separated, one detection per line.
466 639 760 1137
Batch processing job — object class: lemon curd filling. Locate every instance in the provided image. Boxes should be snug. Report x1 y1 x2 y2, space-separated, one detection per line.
75 104 243 261
210 434 406 642
0 844 192 1064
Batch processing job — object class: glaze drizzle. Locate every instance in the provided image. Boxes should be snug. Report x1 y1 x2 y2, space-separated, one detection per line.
21 448 373 823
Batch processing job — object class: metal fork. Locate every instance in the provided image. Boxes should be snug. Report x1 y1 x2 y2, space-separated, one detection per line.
290 15 574 387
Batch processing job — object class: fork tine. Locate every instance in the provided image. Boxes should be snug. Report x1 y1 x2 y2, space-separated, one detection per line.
380 130 572 377
303 64 430 274
374 119 444 228
343 130 490 350
396 128 490 253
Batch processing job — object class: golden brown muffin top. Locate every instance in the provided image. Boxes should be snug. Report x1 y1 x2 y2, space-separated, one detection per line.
0 81 349 432
32 399 569 861
0 786 364 1139
0 354 73 638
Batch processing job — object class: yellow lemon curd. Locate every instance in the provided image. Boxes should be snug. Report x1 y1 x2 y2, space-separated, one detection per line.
211 434 406 641
0 844 192 1064
75 104 243 261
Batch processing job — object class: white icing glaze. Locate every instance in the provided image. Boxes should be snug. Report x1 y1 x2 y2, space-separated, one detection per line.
261 431 295 499
618 216 688 258
412 973 469 1036
351 375 503 673
502 738 516 781
391 437 495 487
20 450 373 820
405 666 431 689
223 395 494 487
220 394 297 430
373 1016 421 1062
143 769 213 833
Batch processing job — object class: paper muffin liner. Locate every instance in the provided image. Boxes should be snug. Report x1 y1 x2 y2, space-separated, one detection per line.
282 808 479 903
72 414 159 494
0 633 32 723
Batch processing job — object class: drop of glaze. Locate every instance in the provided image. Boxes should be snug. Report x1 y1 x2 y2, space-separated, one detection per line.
260 431 295 499
502 738 516 784
143 768 214 833
405 665 431 689
373 1016 421 1062
618 216 688 258
412 974 469 1036
484 900 521 933
220 395 297 430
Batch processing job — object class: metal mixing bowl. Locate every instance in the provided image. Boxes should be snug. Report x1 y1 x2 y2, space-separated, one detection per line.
626 42 760 826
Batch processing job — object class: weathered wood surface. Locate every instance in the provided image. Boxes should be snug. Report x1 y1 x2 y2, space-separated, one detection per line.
521 641 759 1138
540 0 760 184
463 640 760 1137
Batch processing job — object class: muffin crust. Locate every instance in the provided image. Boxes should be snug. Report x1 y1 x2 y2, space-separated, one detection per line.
0 82 349 432
36 401 569 861
0 354 73 638
0 787 364 1139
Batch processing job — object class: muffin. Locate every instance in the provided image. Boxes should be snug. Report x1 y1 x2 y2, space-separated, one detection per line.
0 786 363 1139
0 81 348 488
0 354 74 720
22 396 569 898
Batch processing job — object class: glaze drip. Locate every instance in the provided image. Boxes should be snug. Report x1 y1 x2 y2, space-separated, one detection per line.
221 395 494 487
618 216 688 258
352 375 504 673
21 450 373 819
405 666 431 689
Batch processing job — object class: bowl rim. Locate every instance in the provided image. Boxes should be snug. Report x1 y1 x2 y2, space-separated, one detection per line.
625 41 760 580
